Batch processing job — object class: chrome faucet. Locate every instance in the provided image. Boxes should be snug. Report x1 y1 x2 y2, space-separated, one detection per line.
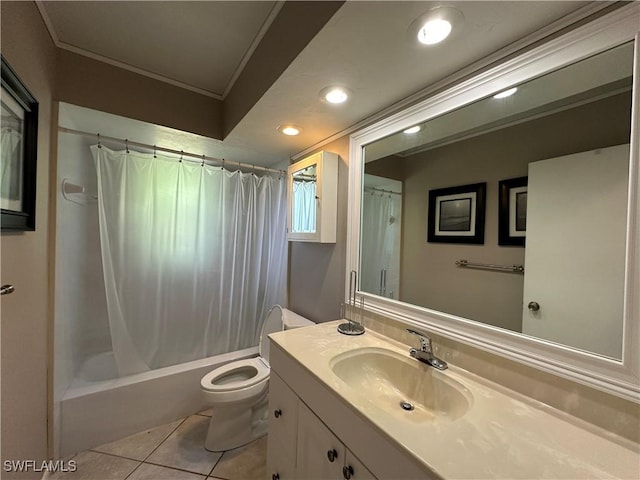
406 329 448 370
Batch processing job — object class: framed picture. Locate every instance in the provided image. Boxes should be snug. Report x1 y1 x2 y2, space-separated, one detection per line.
498 176 527 246
427 182 486 244
1 56 38 231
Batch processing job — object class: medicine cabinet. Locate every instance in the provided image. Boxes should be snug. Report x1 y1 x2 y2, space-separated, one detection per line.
287 151 338 243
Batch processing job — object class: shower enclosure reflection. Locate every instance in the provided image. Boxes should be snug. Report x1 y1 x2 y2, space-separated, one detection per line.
361 174 402 299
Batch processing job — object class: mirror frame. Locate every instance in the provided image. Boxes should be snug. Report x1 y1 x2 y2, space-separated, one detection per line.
346 5 640 403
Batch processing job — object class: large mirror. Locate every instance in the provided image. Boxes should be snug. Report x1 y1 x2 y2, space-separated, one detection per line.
347 7 639 401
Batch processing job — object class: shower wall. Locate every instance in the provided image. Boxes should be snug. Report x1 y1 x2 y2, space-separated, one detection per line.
54 128 111 401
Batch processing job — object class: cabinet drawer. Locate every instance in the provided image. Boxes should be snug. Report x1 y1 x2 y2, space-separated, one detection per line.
268 371 299 446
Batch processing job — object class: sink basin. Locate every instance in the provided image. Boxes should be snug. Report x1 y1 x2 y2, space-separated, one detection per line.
330 347 472 422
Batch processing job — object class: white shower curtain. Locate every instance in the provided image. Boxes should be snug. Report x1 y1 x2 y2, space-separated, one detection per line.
292 180 316 232
361 190 401 298
91 145 287 376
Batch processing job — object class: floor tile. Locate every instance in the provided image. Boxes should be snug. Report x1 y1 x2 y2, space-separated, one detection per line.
49 451 139 480
92 419 184 461
146 415 222 475
209 436 267 480
128 463 206 480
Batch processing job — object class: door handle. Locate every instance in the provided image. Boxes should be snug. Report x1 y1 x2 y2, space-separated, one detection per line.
0 285 15 296
528 301 540 312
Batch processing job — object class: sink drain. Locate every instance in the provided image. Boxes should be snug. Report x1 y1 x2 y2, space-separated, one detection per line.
400 401 414 411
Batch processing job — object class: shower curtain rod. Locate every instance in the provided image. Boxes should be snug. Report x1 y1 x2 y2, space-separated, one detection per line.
58 126 286 175
364 186 402 196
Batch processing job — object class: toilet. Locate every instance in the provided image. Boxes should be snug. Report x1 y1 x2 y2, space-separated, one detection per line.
200 305 313 452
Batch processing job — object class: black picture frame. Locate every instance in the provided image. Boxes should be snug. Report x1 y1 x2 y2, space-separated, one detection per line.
498 176 528 246
427 182 486 244
1 55 38 232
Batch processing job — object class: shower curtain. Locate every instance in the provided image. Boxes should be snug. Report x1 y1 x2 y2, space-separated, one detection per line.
360 189 401 298
292 180 316 232
91 145 287 376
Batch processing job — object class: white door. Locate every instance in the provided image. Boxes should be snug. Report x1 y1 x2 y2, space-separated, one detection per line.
522 144 629 358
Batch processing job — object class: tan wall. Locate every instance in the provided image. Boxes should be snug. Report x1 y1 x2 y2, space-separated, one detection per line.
1 1 57 476
288 136 349 322
56 50 223 140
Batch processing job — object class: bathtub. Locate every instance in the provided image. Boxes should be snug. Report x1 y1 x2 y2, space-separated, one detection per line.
57 346 258 457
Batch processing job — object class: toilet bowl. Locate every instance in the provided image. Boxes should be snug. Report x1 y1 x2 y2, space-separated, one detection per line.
200 305 313 452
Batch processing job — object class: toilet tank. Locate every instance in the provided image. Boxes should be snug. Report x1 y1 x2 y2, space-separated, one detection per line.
282 308 315 330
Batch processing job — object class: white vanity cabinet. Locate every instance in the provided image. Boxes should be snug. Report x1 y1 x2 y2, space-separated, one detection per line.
296 403 375 480
267 373 377 480
287 151 338 243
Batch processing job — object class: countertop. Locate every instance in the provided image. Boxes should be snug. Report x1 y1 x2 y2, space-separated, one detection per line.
269 321 640 479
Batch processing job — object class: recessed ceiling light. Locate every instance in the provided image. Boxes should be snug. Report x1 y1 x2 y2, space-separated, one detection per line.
417 19 452 45
278 125 301 136
320 86 350 104
408 7 464 47
493 87 518 99
404 125 421 134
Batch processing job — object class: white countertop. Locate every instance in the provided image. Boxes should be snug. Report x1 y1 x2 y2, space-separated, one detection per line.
270 321 640 479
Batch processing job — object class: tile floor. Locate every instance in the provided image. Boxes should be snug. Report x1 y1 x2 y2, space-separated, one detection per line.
50 410 267 480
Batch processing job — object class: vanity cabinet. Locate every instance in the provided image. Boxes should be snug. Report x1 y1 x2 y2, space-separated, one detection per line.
296 403 375 480
267 373 376 480
287 151 338 243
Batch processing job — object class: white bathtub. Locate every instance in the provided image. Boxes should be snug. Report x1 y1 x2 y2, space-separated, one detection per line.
58 346 258 457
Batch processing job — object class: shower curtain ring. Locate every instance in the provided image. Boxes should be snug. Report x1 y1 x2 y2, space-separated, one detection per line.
125 139 130 154
180 150 183 163
153 145 157 158
221 158 225 170
201 154 205 167
97 133 102 149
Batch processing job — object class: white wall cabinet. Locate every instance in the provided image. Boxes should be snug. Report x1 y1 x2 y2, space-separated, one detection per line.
287 151 338 243
267 373 376 480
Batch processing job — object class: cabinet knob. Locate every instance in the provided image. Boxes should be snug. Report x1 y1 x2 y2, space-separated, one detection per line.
274 409 282 418
272 474 280 480
343 465 354 479
327 448 338 462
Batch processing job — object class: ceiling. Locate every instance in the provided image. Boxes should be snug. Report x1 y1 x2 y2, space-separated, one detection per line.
40 1 607 167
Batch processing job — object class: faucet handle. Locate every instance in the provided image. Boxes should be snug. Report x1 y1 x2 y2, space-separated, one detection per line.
406 328 432 352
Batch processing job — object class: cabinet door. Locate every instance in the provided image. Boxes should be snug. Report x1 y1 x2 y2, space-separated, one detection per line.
266 447 296 480
267 372 299 479
268 372 299 446
296 403 345 480
344 450 377 480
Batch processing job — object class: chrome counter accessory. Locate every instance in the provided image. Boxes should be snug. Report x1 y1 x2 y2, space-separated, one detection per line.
338 271 365 336
406 328 448 370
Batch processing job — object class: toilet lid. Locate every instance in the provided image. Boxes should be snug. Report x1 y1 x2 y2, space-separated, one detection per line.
259 305 284 363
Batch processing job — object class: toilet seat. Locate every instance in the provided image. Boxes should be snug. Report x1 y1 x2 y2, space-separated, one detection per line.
200 357 269 393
